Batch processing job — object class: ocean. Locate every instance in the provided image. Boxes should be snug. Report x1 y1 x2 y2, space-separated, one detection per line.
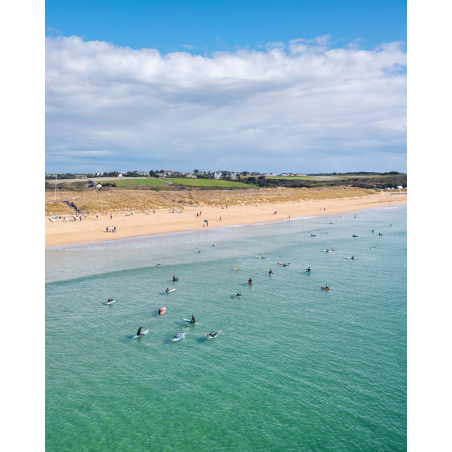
46 205 407 451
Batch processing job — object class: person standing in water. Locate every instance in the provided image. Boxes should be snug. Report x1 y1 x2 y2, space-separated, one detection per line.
190 315 195 324
269 270 273 275
136 326 145 337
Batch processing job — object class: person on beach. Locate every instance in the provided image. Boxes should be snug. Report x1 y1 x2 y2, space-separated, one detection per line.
190 315 195 324
136 326 145 337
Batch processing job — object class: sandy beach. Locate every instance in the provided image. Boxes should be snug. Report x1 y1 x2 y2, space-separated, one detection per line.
45 192 406 248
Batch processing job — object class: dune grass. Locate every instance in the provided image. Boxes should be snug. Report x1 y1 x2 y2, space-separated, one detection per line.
45 186 375 215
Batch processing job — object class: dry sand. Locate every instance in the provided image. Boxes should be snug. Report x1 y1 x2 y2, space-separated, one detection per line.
45 192 407 248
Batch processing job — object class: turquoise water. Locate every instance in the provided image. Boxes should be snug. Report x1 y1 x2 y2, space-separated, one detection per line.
46 205 407 451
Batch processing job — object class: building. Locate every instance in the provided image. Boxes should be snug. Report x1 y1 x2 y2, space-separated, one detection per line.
213 172 222 179
296 173 307 176
155 172 167 177
397 186 403 189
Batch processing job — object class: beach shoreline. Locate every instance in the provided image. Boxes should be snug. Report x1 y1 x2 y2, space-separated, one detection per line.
45 192 407 248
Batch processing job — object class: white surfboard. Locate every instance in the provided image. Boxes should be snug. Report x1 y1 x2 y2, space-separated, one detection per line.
165 289 176 293
106 300 116 305
171 333 186 341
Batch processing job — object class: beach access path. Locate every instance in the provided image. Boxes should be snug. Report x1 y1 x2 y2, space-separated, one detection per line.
45 192 407 248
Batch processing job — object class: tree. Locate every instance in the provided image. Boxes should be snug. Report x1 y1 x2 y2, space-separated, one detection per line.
194 169 199 174
241 171 248 176
149 170 156 177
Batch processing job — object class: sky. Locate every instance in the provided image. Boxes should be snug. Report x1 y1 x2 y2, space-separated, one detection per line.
45 0 407 174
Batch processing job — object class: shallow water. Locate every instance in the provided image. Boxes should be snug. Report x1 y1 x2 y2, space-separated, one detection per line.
46 205 406 451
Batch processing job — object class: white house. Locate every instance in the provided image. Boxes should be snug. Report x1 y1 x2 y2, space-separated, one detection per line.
213 172 222 179
397 186 403 189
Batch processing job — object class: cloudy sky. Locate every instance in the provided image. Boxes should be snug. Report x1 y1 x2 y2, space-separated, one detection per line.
46 0 407 173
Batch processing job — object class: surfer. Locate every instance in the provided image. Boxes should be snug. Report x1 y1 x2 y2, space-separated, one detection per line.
248 278 252 284
236 292 242 297
261 256 265 259
173 275 178 281
269 270 273 275
325 285 329 290
136 326 145 337
206 332 214 337
157 263 162 266
351 255 355 260
108 298 113 302
190 315 196 324
166 288 170 293
306 267 311 273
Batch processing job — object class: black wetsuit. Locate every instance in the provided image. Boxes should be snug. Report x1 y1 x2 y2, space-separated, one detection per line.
173 278 177 281
137 327 143 336
191 316 195 324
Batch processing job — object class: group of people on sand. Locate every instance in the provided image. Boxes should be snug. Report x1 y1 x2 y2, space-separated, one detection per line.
106 226 116 233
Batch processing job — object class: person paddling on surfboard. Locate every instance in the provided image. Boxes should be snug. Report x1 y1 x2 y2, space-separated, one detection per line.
137 326 145 337
190 315 195 324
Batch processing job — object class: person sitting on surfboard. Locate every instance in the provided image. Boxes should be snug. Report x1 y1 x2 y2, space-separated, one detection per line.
108 298 113 301
269 270 273 274
173 275 178 281
325 285 329 290
190 315 195 324
166 288 170 293
248 278 252 284
137 326 145 337
306 267 311 273
351 256 355 260
237 292 242 296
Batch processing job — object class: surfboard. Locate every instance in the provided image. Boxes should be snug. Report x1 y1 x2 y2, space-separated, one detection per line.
106 300 116 305
165 289 176 293
171 333 186 341
208 331 220 339
183 318 194 323
133 329 149 338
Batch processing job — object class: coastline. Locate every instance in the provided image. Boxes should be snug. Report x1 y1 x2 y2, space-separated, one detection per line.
45 192 407 248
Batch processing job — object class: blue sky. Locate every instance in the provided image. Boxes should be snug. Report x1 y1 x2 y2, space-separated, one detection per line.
45 0 407 173
46 0 406 53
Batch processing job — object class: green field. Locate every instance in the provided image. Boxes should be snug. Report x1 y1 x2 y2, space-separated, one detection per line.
104 178 167 187
168 178 255 187
266 176 317 181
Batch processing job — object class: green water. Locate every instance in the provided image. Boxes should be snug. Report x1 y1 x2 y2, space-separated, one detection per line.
46 206 407 451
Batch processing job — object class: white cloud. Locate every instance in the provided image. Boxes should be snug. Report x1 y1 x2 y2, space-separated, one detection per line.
45 35 406 172
181 44 194 50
